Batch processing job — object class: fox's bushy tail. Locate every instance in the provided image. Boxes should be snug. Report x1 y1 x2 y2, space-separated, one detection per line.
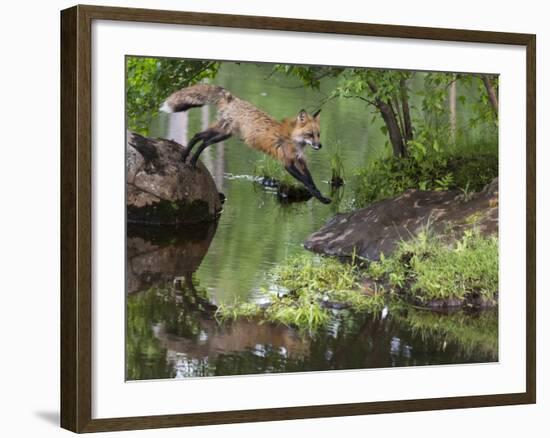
159 84 231 113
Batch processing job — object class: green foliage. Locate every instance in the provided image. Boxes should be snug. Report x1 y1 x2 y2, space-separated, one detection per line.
126 56 220 134
354 112 498 207
459 74 499 128
353 146 498 207
271 65 343 89
332 69 412 103
272 63 412 106
368 228 498 305
418 73 456 141
273 64 414 155
417 73 498 151
421 73 455 113
274 64 498 162
446 152 499 189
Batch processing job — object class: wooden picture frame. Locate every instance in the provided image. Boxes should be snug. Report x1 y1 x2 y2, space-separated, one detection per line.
60 4 536 433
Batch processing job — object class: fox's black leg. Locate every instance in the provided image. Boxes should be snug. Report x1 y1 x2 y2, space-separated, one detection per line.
189 133 231 168
284 163 315 192
300 164 321 192
182 126 230 162
184 121 231 163
299 163 332 204
285 163 331 204
182 131 208 162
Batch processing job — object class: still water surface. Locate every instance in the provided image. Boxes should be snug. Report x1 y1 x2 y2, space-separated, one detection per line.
126 63 498 380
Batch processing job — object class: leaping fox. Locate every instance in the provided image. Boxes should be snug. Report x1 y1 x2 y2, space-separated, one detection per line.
160 84 331 204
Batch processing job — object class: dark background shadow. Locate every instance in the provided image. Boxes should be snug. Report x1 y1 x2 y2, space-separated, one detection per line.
34 411 59 427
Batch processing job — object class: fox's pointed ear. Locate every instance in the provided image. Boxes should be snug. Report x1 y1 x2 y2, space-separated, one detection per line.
297 109 308 123
313 108 321 120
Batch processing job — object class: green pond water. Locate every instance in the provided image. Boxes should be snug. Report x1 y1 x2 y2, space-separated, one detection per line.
126 63 498 380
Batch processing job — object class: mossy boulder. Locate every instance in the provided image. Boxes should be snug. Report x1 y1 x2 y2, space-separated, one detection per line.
305 178 498 261
127 131 222 225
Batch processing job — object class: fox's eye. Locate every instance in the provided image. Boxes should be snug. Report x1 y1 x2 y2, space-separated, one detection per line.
306 132 314 137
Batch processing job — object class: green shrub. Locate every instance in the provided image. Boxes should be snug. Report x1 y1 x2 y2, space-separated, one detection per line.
353 141 497 208
368 228 498 305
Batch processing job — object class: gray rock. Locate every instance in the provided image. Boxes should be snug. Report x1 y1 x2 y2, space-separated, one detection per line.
126 131 222 225
304 178 498 261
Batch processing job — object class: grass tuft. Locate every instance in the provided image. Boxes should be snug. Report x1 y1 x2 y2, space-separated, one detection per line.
216 254 385 333
368 227 498 306
329 143 345 187
253 156 297 187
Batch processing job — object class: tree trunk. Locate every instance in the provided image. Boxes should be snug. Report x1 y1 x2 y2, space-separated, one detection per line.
400 78 413 143
392 95 406 144
377 100 407 157
449 79 457 144
481 75 498 115
368 80 407 157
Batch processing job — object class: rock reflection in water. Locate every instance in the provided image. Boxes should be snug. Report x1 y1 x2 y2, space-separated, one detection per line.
126 221 218 295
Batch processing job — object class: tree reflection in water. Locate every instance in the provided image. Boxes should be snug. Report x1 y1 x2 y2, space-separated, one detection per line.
127 283 498 379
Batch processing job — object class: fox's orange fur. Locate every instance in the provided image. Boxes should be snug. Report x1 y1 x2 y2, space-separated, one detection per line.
161 84 330 204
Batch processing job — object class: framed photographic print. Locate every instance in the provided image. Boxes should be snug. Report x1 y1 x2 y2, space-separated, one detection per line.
60 4 536 433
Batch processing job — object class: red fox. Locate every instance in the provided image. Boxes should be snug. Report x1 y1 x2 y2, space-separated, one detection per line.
160 84 331 204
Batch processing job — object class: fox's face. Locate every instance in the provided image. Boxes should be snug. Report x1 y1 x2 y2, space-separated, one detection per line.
292 109 322 150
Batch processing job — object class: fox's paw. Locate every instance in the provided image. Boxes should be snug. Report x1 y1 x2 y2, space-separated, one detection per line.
319 196 332 204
